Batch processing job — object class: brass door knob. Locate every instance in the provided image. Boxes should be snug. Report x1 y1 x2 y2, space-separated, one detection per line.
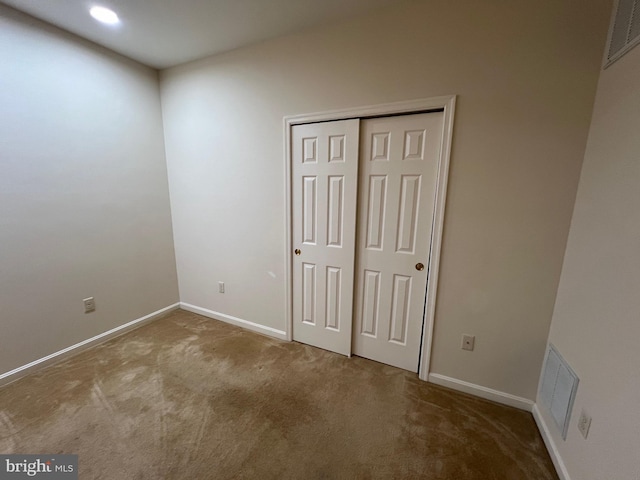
415 262 424 271
294 249 301 256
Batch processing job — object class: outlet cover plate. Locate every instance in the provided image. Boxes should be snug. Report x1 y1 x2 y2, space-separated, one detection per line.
577 409 591 439
83 297 96 313
462 334 475 351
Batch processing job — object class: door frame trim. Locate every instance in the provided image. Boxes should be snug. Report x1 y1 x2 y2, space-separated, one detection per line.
284 95 456 381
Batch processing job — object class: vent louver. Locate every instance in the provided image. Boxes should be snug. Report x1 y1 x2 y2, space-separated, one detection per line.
539 344 579 440
606 0 640 67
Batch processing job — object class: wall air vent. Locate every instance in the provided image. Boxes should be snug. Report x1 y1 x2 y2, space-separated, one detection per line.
605 0 640 68
539 344 579 440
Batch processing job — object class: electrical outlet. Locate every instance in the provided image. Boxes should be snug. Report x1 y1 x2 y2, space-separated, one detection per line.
461 334 475 351
83 297 96 313
577 409 592 439
218 282 225 293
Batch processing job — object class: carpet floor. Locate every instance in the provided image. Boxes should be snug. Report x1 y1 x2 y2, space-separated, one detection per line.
0 309 558 479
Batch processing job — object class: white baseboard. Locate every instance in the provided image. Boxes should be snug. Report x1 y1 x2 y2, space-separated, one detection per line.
0 303 180 388
428 373 535 412
532 404 571 480
180 303 287 340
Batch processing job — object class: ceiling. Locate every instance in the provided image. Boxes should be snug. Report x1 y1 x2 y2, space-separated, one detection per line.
1 0 397 69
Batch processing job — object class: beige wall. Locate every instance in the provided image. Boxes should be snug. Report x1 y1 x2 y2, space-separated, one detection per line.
0 7 179 376
539 44 640 479
160 0 610 400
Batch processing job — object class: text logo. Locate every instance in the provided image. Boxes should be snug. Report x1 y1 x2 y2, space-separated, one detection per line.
0 455 77 479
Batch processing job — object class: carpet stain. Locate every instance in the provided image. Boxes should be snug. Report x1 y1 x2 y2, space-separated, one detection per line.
0 310 558 479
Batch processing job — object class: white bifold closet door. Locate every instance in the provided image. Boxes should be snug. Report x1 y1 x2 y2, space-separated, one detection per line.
292 112 443 372
292 119 360 356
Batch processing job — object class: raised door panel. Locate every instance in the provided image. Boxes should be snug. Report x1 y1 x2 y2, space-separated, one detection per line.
395 175 421 254
360 270 381 337
302 263 316 325
327 176 344 247
365 175 387 250
302 176 317 244
325 266 342 330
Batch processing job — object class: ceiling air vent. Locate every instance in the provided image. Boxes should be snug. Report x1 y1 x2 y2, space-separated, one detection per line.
605 0 640 67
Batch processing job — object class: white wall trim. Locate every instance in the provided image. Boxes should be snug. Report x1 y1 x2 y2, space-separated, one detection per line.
283 113 294 342
283 95 457 375
428 373 535 412
418 96 456 381
284 96 456 125
532 404 571 480
180 302 288 340
0 303 180 388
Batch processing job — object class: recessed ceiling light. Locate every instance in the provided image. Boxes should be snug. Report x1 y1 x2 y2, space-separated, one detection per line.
89 6 120 25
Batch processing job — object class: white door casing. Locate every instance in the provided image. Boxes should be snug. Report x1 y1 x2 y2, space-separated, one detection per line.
291 119 360 356
352 112 444 372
